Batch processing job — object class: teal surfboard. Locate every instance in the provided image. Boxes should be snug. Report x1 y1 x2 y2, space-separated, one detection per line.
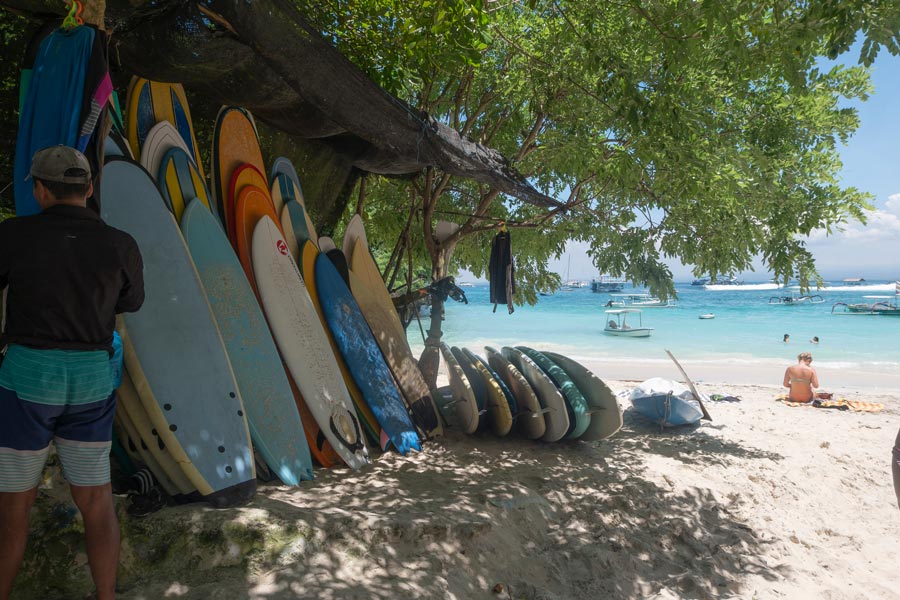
101 159 255 507
517 346 589 439
271 157 304 201
313 253 421 455
542 352 623 442
181 198 314 485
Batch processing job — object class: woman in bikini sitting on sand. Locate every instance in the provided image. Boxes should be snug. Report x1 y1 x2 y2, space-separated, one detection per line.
782 352 819 402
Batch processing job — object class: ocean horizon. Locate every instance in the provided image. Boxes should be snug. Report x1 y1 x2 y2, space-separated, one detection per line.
407 281 900 375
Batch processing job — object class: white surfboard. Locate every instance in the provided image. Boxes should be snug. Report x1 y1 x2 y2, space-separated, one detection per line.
251 216 369 469
140 121 195 184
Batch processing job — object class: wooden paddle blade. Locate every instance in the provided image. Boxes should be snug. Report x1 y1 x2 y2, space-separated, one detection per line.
665 349 712 422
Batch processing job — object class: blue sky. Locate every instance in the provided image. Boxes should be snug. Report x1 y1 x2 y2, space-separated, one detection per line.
512 43 900 284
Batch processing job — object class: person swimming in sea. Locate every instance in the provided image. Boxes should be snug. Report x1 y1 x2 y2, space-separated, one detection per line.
782 351 818 402
783 333 790 343
810 336 819 344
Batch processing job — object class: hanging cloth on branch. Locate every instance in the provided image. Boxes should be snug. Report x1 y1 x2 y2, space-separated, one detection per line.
14 15 111 216
489 227 515 314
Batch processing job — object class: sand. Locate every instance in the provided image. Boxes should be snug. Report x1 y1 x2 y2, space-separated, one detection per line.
17 360 900 600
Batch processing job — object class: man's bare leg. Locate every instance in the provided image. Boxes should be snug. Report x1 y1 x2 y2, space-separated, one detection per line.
0 488 38 600
71 484 119 600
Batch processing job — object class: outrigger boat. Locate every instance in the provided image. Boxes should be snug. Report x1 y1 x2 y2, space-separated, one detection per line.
604 308 654 337
832 295 900 316
768 294 825 305
605 293 676 308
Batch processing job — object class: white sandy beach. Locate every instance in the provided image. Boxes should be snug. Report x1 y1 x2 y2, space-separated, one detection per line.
44 361 887 600
13 358 900 600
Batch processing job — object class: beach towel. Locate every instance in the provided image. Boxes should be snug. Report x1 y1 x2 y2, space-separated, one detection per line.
775 394 884 413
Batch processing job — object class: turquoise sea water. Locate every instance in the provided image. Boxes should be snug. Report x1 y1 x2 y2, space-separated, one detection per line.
407 282 900 372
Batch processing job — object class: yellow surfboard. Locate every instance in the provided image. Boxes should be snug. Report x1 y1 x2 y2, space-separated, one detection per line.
125 77 204 178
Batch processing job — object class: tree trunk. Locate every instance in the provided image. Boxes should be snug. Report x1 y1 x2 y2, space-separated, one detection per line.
418 245 453 388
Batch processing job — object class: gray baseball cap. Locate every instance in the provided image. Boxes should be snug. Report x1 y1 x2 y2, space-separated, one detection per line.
28 145 92 184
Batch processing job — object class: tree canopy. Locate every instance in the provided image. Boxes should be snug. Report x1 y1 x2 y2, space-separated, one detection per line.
320 0 898 295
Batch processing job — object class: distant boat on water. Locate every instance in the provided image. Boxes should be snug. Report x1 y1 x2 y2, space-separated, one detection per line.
458 281 475 288
704 281 781 291
603 308 653 337
768 294 825 305
842 278 867 286
591 275 626 293
605 293 676 308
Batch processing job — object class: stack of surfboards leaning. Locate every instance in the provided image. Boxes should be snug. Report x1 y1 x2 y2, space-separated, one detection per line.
101 78 447 507
441 345 624 442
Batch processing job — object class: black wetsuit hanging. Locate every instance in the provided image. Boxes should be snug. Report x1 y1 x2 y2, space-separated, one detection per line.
489 229 515 314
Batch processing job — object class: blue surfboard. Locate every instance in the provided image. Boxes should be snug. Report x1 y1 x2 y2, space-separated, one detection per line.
313 253 420 455
101 159 255 507
181 198 314 485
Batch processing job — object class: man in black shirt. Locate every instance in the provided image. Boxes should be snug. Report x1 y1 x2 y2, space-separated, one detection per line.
0 146 144 600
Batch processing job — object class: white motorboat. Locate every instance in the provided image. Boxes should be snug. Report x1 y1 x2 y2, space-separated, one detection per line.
605 293 676 308
603 309 653 337
698 313 715 319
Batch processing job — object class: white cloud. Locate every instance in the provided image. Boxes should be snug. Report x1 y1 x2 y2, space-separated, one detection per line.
808 193 900 244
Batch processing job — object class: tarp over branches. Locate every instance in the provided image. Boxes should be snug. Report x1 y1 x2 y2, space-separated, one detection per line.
0 0 560 209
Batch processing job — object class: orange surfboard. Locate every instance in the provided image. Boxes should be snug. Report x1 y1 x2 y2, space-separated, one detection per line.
211 107 267 235
233 185 282 292
227 164 273 244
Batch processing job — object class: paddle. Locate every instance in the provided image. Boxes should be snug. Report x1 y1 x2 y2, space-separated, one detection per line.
665 350 712 422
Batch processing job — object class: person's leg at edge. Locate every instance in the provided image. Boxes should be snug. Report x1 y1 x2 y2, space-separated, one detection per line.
0 488 39 600
892 427 900 511
70 483 119 600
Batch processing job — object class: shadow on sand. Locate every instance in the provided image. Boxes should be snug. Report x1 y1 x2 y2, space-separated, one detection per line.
16 427 788 600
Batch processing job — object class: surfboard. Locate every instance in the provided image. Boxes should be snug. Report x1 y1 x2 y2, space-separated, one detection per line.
211 106 267 233
472 352 518 420
159 147 211 220
485 347 545 440
104 129 132 159
182 199 314 485
101 159 256 507
299 242 383 448
114 407 179 498
501 347 569 442
313 249 421 455
227 164 274 243
347 233 444 437
345 251 443 439
117 367 197 495
438 343 479 434
126 78 204 177
140 121 194 190
542 352 623 441
451 346 487 429
270 156 304 202
318 237 337 252
272 174 317 239
342 213 368 260
517 346 590 439
463 348 512 436
251 216 369 469
233 185 281 290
